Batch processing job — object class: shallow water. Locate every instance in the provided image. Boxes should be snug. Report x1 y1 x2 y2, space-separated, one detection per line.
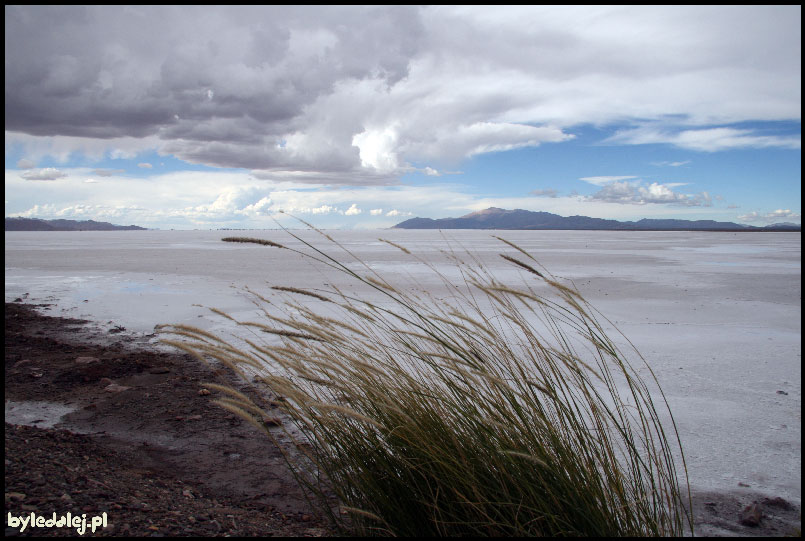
5 400 79 429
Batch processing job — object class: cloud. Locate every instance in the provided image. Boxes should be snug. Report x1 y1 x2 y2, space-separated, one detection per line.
608 126 801 152
766 209 799 219
738 209 801 224
311 205 337 215
186 186 273 218
93 168 126 177
586 180 713 207
579 175 638 186
249 169 398 187
20 168 68 181
137 162 153 169
651 160 691 167
16 203 146 221
344 203 362 216
16 159 36 169
383 122 573 165
353 126 401 173
5 6 799 185
4 6 427 180
530 188 558 198
5 132 163 163
272 204 338 216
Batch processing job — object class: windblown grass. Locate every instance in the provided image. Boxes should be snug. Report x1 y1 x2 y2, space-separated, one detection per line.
159 227 692 536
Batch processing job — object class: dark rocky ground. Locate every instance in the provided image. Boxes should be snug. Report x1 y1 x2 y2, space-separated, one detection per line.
5 302 337 537
5 301 801 537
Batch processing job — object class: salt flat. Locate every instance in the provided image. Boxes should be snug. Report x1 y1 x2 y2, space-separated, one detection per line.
5 229 801 506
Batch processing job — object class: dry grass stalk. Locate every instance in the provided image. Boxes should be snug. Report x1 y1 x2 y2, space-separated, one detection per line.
271 286 332 303
221 236 285 249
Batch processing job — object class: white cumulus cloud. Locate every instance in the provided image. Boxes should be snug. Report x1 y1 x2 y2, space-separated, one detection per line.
344 203 362 216
738 209 801 224
20 168 67 181
586 180 712 207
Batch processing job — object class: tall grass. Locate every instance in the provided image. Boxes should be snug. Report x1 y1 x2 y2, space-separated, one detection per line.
159 227 692 536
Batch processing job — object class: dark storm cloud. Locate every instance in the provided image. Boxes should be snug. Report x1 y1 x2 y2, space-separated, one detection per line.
4 5 425 170
5 6 171 137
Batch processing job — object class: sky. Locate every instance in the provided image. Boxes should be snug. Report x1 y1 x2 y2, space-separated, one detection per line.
4 5 801 230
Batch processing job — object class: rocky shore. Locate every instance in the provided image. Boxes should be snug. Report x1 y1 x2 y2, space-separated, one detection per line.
5 302 334 537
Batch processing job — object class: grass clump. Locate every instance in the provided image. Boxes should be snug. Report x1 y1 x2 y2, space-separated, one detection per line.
159 228 692 537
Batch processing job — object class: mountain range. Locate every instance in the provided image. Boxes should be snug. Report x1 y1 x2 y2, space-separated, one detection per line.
393 208 801 232
5 217 147 231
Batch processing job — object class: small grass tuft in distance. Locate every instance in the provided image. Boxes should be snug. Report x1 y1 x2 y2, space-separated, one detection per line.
160 228 693 537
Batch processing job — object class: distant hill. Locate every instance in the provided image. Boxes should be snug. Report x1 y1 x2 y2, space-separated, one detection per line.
5 217 147 231
393 207 801 232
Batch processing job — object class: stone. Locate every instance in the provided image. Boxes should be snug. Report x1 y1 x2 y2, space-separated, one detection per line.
76 359 113 381
762 496 794 511
149 366 171 374
6 492 26 502
104 383 132 393
739 502 762 527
